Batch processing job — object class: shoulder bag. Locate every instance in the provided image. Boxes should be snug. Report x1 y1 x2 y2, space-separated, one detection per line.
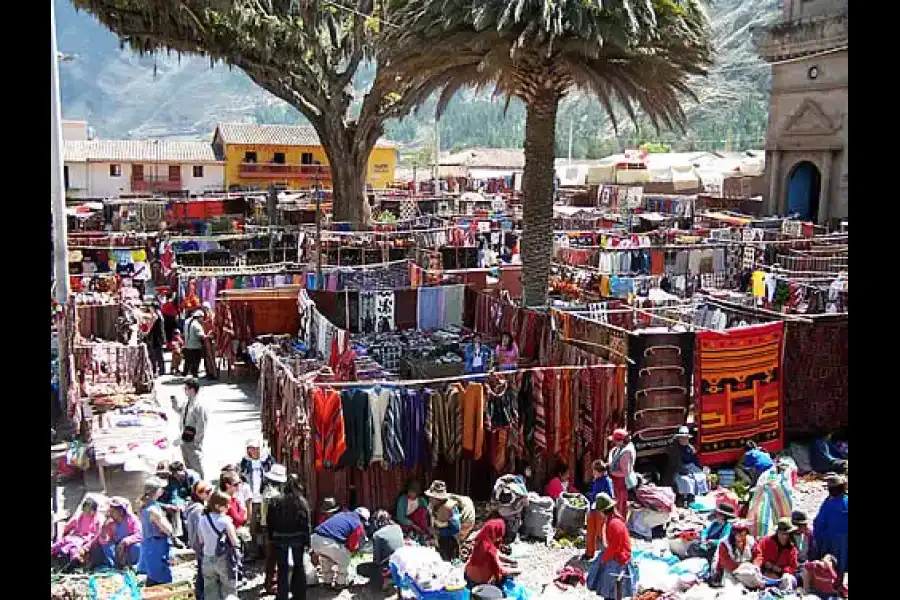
205 513 243 576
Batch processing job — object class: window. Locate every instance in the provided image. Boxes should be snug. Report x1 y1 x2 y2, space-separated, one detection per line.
192 165 204 178
109 164 122 177
168 165 181 181
244 151 258 163
132 164 144 180
301 152 314 165
273 152 286 164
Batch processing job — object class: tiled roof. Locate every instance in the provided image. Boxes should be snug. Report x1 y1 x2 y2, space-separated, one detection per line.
440 147 525 169
216 122 398 149
64 140 220 163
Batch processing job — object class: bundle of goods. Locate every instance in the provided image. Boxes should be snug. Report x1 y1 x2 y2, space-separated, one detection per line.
631 547 711 596
555 492 589 536
522 493 555 541
389 546 468 600
90 392 150 412
492 475 529 543
87 570 140 600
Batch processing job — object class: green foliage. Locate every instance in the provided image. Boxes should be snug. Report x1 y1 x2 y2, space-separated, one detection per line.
641 142 671 154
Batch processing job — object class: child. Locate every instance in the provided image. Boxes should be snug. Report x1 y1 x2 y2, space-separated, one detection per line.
802 554 845 599
168 329 184 375
583 460 615 560
51 498 101 564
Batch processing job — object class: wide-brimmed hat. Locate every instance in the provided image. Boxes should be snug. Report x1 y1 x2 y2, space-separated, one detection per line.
791 510 809 526
265 464 287 483
824 473 847 487
425 480 450 500
593 492 616 513
715 504 737 520
320 497 340 514
143 476 167 496
775 517 798 534
609 428 629 443
731 519 752 533
674 426 691 438
192 309 205 318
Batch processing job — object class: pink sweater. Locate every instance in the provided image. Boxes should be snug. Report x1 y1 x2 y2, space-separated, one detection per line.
63 513 101 539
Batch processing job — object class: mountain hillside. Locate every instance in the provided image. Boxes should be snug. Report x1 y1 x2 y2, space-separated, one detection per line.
57 0 780 156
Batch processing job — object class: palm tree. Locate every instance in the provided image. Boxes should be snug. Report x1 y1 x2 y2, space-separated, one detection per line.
381 0 713 306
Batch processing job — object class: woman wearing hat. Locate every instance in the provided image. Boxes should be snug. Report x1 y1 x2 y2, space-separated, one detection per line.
664 425 709 506
138 476 176 585
713 520 757 587
607 429 636 519
813 474 848 581
790 510 814 564
689 503 736 560
586 493 637 600
91 497 143 569
752 517 800 590
425 480 476 561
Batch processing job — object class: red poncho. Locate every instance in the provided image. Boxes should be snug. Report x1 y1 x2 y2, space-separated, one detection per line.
465 519 506 585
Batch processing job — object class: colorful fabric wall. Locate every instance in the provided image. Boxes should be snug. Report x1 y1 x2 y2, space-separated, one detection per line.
782 317 849 435
695 322 785 465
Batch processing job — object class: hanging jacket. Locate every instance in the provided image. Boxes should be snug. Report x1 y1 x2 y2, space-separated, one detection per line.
313 388 347 470
462 383 485 459
339 390 375 468
403 389 427 469
382 390 406 466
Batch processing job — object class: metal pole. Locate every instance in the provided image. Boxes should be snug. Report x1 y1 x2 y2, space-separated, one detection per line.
568 117 574 164
51 0 70 416
315 176 323 289
433 117 441 195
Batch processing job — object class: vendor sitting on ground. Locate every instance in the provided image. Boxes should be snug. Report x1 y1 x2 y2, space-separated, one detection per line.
465 519 521 587
395 479 429 540
545 462 572 500
791 510 814 564
51 498 101 565
586 493 636 600
370 510 406 591
813 474 848 583
584 460 614 561
802 554 845 599
310 506 369 587
753 518 800 590
664 425 709 506
811 432 848 475
712 520 756 588
689 503 736 560
91 497 142 569
425 480 476 561
736 441 774 487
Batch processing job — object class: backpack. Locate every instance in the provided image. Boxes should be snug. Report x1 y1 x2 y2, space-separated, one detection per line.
205 513 243 576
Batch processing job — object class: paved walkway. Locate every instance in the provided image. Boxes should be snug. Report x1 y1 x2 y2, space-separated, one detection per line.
59 371 263 519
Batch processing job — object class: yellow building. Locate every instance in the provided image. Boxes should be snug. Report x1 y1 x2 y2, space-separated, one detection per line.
212 122 398 191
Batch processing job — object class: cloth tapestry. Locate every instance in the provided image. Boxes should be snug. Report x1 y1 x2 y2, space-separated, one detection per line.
694 322 785 465
626 331 695 453
782 318 848 435
374 291 396 332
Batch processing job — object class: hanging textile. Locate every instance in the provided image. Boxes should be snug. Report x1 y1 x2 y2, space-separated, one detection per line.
375 291 396 332
417 287 444 331
694 322 785 465
626 332 695 453
313 388 347 470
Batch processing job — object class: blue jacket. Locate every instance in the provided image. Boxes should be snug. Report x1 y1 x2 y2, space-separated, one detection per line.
702 519 732 544
464 344 491 374
810 438 843 473
587 476 615 505
744 448 774 473
813 494 848 542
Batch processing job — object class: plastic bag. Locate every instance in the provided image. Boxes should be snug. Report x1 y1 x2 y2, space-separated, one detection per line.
555 493 588 535
502 578 532 600
87 570 141 600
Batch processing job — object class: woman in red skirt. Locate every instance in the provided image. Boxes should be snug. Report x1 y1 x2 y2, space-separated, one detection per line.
607 429 636 519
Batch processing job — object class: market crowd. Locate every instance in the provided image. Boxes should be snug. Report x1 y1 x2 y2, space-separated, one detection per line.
52 386 848 600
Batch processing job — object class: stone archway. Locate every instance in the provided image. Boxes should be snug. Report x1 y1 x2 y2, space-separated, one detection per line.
786 161 822 222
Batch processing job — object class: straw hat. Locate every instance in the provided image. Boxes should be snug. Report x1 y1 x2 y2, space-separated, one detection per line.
425 480 450 500
775 517 798 534
674 426 691 438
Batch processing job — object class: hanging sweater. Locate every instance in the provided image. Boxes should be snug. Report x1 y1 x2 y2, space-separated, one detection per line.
462 383 485 460
313 388 347 470
428 387 463 466
382 390 406 466
368 388 393 463
339 390 375 468
403 389 427 469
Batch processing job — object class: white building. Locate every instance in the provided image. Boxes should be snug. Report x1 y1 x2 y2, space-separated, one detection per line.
62 121 225 199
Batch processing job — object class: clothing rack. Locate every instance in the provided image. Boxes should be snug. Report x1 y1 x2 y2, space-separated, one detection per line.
698 295 814 324
176 262 303 276
304 361 624 388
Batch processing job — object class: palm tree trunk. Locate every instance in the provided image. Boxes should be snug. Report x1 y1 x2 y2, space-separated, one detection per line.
521 90 560 307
